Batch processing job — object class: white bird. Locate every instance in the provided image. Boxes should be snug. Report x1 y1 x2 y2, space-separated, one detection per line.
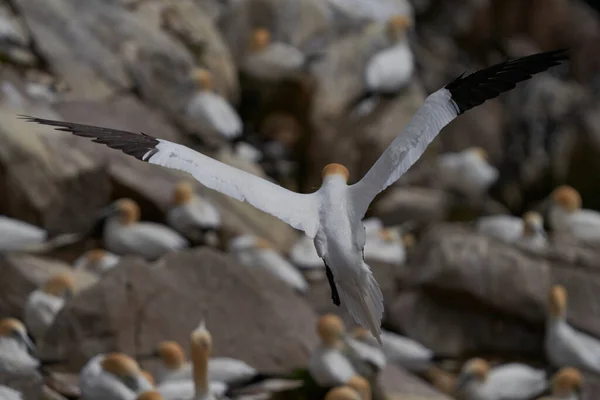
0 216 80 253
73 248 121 274
546 285 600 374
99 198 188 260
309 314 357 387
0 385 22 400
476 211 547 250
455 358 548 400
24 272 74 341
351 15 414 116
23 49 568 341
80 353 153 400
362 219 407 265
326 0 413 23
228 235 308 293
343 333 386 380
153 340 257 386
185 68 243 141
548 185 600 243
241 28 315 82
435 147 499 197
166 181 221 238
0 318 38 373
289 234 323 270
537 367 582 400
155 322 222 400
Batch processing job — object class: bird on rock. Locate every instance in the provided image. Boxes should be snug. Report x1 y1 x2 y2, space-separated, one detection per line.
22 49 569 342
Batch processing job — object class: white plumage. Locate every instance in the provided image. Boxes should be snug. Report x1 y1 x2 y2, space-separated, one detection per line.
73 249 121 274
0 216 46 252
476 211 547 250
548 186 600 243
0 319 38 373
326 0 413 23
0 385 22 400
228 235 308 293
167 182 221 235
24 291 65 341
365 40 414 94
24 50 568 341
435 147 499 197
157 380 226 400
380 330 436 372
102 199 188 260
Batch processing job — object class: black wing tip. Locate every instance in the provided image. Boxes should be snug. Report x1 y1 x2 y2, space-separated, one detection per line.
445 48 571 114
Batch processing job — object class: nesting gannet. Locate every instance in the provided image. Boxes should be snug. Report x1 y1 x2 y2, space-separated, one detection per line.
24 272 74 341
343 330 386 380
98 198 188 260
73 248 121 274
324 386 362 400
80 353 153 400
166 181 221 239
476 211 547 249
326 0 413 24
546 285 600 373
350 15 414 115
537 367 582 400
309 314 357 387
241 28 317 82
0 385 22 400
363 224 407 265
548 185 600 242
23 49 569 341
289 234 323 270
0 318 38 373
435 147 499 197
153 340 257 386
0 215 81 253
185 68 242 141
228 235 308 293
455 358 548 400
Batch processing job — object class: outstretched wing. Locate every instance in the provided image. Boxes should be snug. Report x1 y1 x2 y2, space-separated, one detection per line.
350 49 569 216
21 117 320 237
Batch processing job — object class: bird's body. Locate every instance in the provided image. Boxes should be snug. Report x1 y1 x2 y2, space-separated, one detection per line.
457 359 548 400
242 42 306 82
229 235 308 293
0 319 38 373
0 385 22 400
24 290 64 340
186 91 242 141
343 335 386 379
380 330 435 372
365 40 413 94
157 379 226 400
0 216 46 252
476 211 547 250
167 182 221 240
546 285 600 374
548 187 600 243
435 148 499 197
80 353 153 400
23 49 569 341
73 249 121 274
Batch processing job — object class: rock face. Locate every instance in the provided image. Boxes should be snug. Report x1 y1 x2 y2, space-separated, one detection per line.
388 224 600 357
0 254 97 321
40 248 318 373
0 370 43 400
380 364 453 400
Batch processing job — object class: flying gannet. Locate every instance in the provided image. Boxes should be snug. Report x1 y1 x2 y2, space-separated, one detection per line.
21 49 569 342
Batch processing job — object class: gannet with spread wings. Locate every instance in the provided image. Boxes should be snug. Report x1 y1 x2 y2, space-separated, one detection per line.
21 49 569 343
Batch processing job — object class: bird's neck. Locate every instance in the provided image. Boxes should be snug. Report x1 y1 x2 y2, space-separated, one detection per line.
191 346 209 395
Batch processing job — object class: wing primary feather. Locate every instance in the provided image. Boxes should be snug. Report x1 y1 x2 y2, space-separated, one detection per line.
445 48 570 114
18 115 160 160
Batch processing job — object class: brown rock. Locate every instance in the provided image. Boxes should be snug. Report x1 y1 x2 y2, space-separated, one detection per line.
372 187 452 227
0 253 97 320
380 364 453 400
0 371 42 400
40 248 319 373
388 223 600 356
0 72 111 235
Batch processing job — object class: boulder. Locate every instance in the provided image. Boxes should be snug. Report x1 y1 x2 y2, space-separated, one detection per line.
40 248 319 373
388 224 600 356
372 187 453 227
53 96 298 252
0 370 43 400
0 254 97 320
0 72 111 235
380 364 454 400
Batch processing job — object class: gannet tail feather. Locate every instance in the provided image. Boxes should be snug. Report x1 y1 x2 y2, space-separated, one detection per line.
338 268 384 345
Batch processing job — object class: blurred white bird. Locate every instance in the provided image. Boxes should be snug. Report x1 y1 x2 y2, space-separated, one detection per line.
546 285 600 374
0 318 38 373
153 340 256 386
80 353 154 400
476 211 547 250
0 216 81 253
537 367 582 400
73 248 121 274
351 15 414 116
241 28 317 82
548 185 600 243
326 0 413 23
289 234 323 270
186 68 243 141
343 332 386 380
24 272 73 341
309 314 358 387
228 235 308 293
24 49 569 341
100 198 188 260
435 147 499 197
166 181 221 239
455 358 548 400
362 218 407 265
0 385 22 400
